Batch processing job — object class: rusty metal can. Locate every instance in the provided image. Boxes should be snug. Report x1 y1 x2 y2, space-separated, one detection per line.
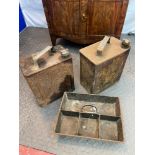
80 36 130 94
20 46 75 106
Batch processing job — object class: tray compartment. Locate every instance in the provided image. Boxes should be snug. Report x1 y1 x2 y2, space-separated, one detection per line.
55 110 79 136
61 93 120 116
78 113 99 138
99 115 123 141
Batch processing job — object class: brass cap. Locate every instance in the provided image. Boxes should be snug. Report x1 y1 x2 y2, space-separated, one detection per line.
51 45 64 53
61 49 70 58
122 39 130 48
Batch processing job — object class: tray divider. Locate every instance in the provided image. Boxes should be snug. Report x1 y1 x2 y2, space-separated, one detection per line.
115 99 121 117
98 114 101 139
97 114 100 139
76 112 81 136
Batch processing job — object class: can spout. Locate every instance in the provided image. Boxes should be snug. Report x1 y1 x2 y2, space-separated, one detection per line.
121 39 130 48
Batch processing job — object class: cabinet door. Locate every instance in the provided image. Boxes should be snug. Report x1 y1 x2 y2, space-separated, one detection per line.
79 0 89 35
43 0 80 35
87 0 127 37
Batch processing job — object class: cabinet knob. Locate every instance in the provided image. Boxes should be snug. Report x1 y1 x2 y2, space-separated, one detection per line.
81 13 87 22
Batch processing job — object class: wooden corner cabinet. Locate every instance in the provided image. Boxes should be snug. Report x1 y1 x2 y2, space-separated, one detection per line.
42 0 129 45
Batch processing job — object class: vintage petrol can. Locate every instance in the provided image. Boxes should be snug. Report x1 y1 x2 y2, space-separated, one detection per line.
80 36 130 94
20 45 75 106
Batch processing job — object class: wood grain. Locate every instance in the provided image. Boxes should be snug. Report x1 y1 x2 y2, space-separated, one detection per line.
42 0 129 45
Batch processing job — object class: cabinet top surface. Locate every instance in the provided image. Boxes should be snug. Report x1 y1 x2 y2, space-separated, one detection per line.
80 37 129 65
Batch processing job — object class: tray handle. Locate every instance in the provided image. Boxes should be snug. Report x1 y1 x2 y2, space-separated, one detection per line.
81 105 97 113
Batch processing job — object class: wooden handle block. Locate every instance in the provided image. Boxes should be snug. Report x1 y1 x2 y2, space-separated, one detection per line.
32 46 52 67
97 36 110 56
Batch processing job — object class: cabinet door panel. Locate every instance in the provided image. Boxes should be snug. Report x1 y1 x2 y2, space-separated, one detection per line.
87 1 122 35
79 0 88 35
50 0 80 35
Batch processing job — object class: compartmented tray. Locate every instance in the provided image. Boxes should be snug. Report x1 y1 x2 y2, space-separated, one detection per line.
55 92 124 142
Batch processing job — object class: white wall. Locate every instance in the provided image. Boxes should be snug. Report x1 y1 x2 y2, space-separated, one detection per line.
20 0 135 33
123 0 135 33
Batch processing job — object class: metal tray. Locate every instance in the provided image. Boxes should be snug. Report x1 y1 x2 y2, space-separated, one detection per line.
55 92 124 142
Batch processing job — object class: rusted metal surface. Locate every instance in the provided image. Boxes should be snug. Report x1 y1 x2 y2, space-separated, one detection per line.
80 36 130 94
55 92 123 142
20 46 75 106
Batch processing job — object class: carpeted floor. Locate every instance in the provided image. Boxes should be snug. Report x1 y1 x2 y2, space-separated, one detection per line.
19 27 135 155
